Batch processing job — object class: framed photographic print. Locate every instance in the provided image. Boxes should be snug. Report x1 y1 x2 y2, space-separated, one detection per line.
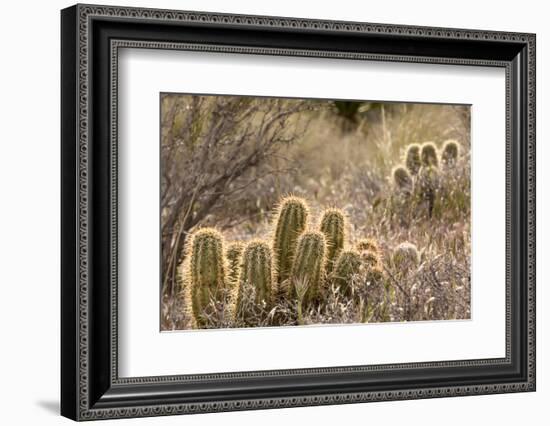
61 4 536 421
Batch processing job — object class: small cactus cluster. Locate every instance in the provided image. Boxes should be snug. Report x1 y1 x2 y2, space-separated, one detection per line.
400 140 459 178
177 196 408 328
392 140 461 217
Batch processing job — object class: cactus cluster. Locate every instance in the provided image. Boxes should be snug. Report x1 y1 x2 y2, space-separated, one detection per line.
441 139 459 167
176 136 460 329
179 196 411 328
393 140 463 217
402 140 460 177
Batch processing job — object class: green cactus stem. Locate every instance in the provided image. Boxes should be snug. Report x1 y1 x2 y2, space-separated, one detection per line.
225 242 244 289
332 250 363 296
361 250 381 269
418 165 439 217
272 196 309 286
393 166 413 194
175 259 197 329
441 139 459 167
185 227 227 327
405 143 422 175
421 142 439 168
236 240 273 312
319 208 346 273
290 231 326 307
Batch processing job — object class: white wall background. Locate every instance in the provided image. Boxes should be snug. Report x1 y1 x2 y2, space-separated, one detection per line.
0 0 546 424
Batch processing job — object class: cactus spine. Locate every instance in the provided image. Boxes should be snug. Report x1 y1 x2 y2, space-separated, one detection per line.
421 142 439 168
392 166 413 194
405 143 422 175
441 139 459 167
290 231 326 307
185 227 227 327
332 250 362 296
236 240 273 310
272 196 308 285
319 208 346 273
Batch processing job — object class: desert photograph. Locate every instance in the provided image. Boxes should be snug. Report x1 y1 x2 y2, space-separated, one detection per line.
159 93 471 330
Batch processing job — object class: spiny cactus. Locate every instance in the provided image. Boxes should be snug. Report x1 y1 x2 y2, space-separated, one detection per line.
234 240 273 323
272 196 309 285
418 165 439 217
392 166 413 194
237 241 273 304
175 259 197 329
185 227 227 327
332 250 363 296
319 208 346 273
290 231 326 307
356 238 379 255
225 241 244 289
392 242 420 271
405 143 422 175
441 139 459 167
421 142 439 168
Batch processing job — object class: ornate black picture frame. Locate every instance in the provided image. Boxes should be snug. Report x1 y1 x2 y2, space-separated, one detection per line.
61 4 536 421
